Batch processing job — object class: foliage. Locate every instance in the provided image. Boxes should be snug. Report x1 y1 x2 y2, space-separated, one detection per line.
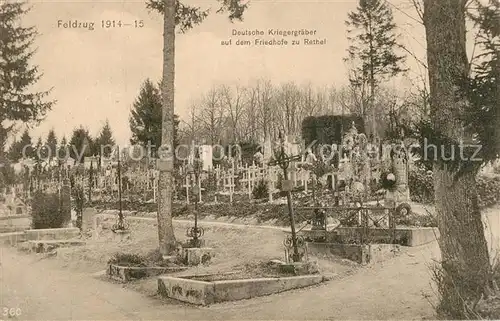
408 165 434 203
461 0 500 165
300 160 335 179
409 163 500 208
345 0 406 87
31 191 70 229
146 0 247 33
69 126 93 162
235 141 259 165
0 2 54 149
94 119 115 157
407 0 499 180
107 252 147 267
8 129 33 162
0 160 16 188
252 178 268 199
301 115 365 147
46 129 58 159
129 79 180 158
380 170 397 190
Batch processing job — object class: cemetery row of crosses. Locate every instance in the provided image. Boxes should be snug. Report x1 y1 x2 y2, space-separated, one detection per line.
4 119 415 263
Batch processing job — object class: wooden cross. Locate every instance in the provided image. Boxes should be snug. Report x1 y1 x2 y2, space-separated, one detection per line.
268 136 304 262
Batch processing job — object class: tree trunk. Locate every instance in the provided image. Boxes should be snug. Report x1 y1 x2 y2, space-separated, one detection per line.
157 0 177 255
423 0 494 317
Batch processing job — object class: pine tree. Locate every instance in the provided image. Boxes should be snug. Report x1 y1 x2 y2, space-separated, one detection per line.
46 129 58 160
34 136 46 161
93 119 115 158
345 0 406 136
7 128 33 161
69 126 92 163
129 79 180 158
0 2 54 155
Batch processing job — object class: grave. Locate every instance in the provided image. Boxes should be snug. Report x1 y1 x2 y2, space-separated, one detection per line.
158 272 325 305
0 231 26 245
24 227 80 241
21 239 86 253
107 264 187 282
307 242 401 265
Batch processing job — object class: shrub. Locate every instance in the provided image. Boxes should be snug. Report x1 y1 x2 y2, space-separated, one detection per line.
31 191 71 229
409 164 500 208
409 165 434 203
108 253 146 267
252 179 269 199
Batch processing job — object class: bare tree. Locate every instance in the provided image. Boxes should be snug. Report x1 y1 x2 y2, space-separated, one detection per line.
198 87 225 144
241 84 259 142
220 84 246 143
255 79 275 141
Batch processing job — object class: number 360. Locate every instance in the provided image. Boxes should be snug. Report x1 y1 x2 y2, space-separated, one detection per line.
2 307 22 317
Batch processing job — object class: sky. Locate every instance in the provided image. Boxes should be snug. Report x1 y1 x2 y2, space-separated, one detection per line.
19 0 428 146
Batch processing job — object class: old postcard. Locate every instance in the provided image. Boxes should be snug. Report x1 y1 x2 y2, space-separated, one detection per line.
1 0 499 319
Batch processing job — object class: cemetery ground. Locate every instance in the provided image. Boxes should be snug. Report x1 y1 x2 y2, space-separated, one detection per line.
0 199 461 320
0 214 440 320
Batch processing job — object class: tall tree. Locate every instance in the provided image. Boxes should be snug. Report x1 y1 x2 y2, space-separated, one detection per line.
34 136 45 161
96 119 115 158
129 79 180 158
345 0 406 137
69 126 92 163
422 0 499 317
46 129 58 160
148 0 248 254
0 2 54 156
130 79 163 156
8 128 33 161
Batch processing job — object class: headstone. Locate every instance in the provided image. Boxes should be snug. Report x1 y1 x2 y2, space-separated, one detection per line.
199 145 213 171
263 138 272 163
82 208 97 231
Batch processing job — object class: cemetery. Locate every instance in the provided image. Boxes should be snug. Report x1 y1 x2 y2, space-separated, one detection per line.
3 117 500 310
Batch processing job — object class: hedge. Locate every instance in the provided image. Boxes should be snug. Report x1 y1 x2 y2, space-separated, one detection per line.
301 114 365 147
409 165 500 208
31 191 71 229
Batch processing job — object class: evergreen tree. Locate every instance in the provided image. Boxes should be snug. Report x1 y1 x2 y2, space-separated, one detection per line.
345 0 406 136
96 119 115 158
7 129 33 161
46 129 58 160
69 126 92 163
34 136 47 161
0 2 54 155
129 79 180 157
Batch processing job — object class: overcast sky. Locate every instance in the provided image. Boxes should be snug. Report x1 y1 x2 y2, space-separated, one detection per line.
22 0 428 146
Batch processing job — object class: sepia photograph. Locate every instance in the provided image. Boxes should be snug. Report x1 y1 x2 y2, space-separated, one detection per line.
0 0 499 319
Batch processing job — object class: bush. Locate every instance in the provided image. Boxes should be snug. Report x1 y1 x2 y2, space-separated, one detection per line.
31 191 71 229
409 165 434 203
108 253 146 267
409 164 500 208
252 179 269 199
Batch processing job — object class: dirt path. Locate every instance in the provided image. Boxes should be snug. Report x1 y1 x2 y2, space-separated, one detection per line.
1 239 439 320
